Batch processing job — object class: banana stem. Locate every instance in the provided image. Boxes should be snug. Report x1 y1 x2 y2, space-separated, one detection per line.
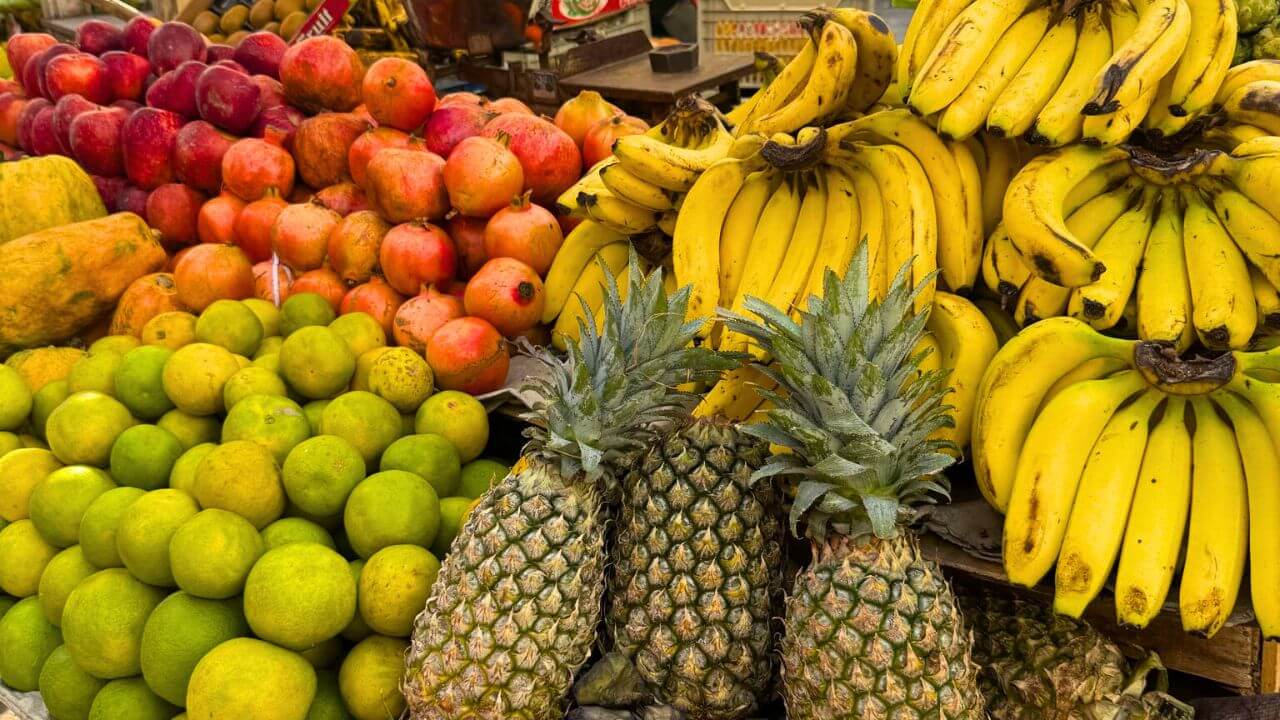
1133 341 1236 394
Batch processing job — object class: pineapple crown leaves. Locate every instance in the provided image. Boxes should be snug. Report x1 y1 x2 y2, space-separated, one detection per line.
717 243 957 542
519 247 738 482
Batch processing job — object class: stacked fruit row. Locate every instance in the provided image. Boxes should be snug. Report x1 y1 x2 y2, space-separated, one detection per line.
0 291 510 719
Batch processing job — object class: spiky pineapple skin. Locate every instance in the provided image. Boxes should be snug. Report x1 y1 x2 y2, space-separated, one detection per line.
404 460 605 720
608 418 781 720
780 535 986 720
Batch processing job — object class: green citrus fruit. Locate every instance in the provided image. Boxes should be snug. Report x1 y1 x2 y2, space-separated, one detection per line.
280 293 337 337
242 298 281 338
39 644 107 720
0 364 33 431
61 567 166 679
185 637 316 720
38 545 97 625
156 410 220 451
116 489 200 587
341 560 371 643
221 394 310 465
319 391 400 466
0 519 59 597
89 336 140 356
380 433 461 497
29 465 116 547
338 635 408 720
242 543 355 651
169 509 265 600
432 496 476 558
140 592 250 706
260 517 335 551
306 670 352 720
162 343 242 417
343 470 440 559
281 435 365 518
0 596 62 690
193 441 285 529
457 459 507 498
195 300 265 357
250 353 282 374
67 351 124 396
141 312 198 351
350 347 392 392
358 544 439 637
328 312 386 358
367 347 433 414
0 448 62 521
302 400 328 434
87 677 178 720
414 390 488 462
222 367 288 410
280 327 355 400
168 443 216 496
298 635 343 669
113 346 176 420
30 379 71 440
77 487 146 569
255 335 284 359
109 424 184 491
46 392 135 467
0 432 19 456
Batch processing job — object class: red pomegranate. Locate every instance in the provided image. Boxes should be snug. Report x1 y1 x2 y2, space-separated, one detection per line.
583 114 649 168
437 92 485 107
483 192 563 276
444 135 524 218
174 243 254 311
279 36 365 113
291 267 346 311
328 210 390 284
447 215 489 278
197 193 245 245
482 113 581 206
379 221 457 295
253 260 294 304
554 90 620 148
221 136 296 202
347 127 410 188
392 285 464 354
426 317 509 394
252 104 305 148
340 275 405 335
361 57 436 132
365 148 449 223
293 112 369 188
233 192 288 262
463 257 544 336
146 183 206 248
271 201 341 272
487 97 532 115
314 182 369 216
422 104 493 159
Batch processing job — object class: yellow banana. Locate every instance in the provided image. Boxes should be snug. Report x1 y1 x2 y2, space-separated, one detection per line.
908 0 1036 115
719 176 802 352
915 332 944 377
1107 0 1140 49
744 19 857 135
1003 369 1150 587
694 364 776 421
1215 59 1280 106
1082 0 1192 115
551 243 631 351
1136 190 1195 351
826 7 899 113
971 316 1135 511
1163 0 1236 120
557 158 614 215
612 128 733 191
974 297 1020 346
1202 122 1271 151
1221 80 1280 135
980 134 1021 235
1178 397 1248 638
1054 389 1164 618
1181 185 1257 350
927 292 999 451
764 172 826 318
986 14 1079 139
1114 397 1193 628
803 165 859 300
657 211 676 237
947 138 986 295
1203 177 1280 288
718 170 779 305
542 220 626 323
732 41 816 132
1069 186 1159 330
1253 264 1280 330
1040 355 1133 410
1082 82 1160 146
982 223 1030 297
1030 4 1113 147
848 165 888 301
578 190 658 235
1062 159 1133 213
598 163 676 212
900 0 971 101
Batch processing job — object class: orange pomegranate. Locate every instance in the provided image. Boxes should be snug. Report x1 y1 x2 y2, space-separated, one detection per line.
347 127 410 188
487 97 532 115
483 192 563 276
222 136 296 202
340 275 404 334
291 267 346 311
582 114 648 168
426 317 509 394
174 243 254 311
110 273 185 336
271 201 341 271
168 245 195 273
253 260 294 304
314 182 368 216
365 148 449 223
293 112 369 189
447 215 488 278
328 210 390 284
233 192 287 262
379 221 457 295
278 36 365 113
392 285 464 354
437 92 485 108
463 257 544 336
443 135 524 218
361 58 436 132
553 90 620 149
197 193 246 245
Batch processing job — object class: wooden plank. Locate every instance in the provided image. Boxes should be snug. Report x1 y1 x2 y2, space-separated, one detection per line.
1262 641 1280 693
559 52 755 104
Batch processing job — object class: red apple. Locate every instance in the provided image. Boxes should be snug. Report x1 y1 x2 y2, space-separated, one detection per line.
92 174 128 211
251 103 303 148
206 44 236 63
195 64 261 133
6 34 56 82
16 97 50 152
75 20 124 56
0 94 28 146
173 119 235 193
113 99 142 112
69 106 129 176
233 32 287 79
116 184 150 216
147 22 206 74
30 106 62 155
44 53 111 103
101 51 150 102
51 93 99 154
122 107 182 189
24 44 75 98
145 60 205 118
146 182 206 247
121 17 158 57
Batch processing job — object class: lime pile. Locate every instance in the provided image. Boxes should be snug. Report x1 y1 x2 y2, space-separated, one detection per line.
0 294 510 718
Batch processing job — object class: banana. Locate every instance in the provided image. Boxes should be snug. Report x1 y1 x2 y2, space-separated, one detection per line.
1040 355 1133 410
598 163 676 212
982 222 1030 297
1253 264 1280 329
1136 190 1195 351
764 172 826 318
826 8 899 113
551 243 631 351
1202 122 1271 150
1221 80 1280 135
1082 82 1161 146
1107 0 1140 49
947 138 986 295
915 332 944 377
1178 397 1249 637
1214 389 1280 639
1082 0 1192 115
803 165 860 300
980 134 1021 235
671 156 760 331
1069 186 1159 330
975 297 1020 345
578 190 658 235
1029 3 1114 146
1205 180 1280 289
694 364 776 421
1181 185 1257 350
719 170 779 305
1162 0 1236 120
744 19 857 135
542 220 626 323
1054 389 1164 618
557 158 614 215
908 0 1036 116
1002 144 1128 287
971 316 1135 511
719 176 803 353
657 211 676 237
900 0 971 101
935 6 1053 142
1214 59 1280 107
848 165 888 301
927 292 999 451
1063 159 1133 213
732 40 816 132
1114 397 1193 628
613 127 733 191
1003 370 1149 587
986 14 1079 140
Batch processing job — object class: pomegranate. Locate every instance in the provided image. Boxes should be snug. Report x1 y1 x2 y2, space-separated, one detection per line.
288 186 315 203
583 114 649 168
69 106 128 176
174 243 254 310
328 210 389 284
379 221 456 295
173 120 235 194
251 104 304 147
392 286 464 354
145 60 206 118
207 46 237 64
76 20 124 55
25 44 76 98
253 260 294 304
447 215 489 278
148 22 206 74
464 257 544 336
16 97 50 152
347 127 410 187
222 137 296 201
116 184 150 216
0 94 28 146
146 183 206 248
426 317 509 394
44 53 111 103
29 106 61 155
440 278 468 301
292 112 369 188
6 34 57 82
197 193 245 245
92 175 128 211
121 17 159 58
314 182 368 216
252 75 286 109
271 201 341 271
168 246 194 273
365 148 449 223
422 104 492 158
483 192 563 276
437 92 485 107
553 90 620 148
51 94 99 155
291 268 346 311
100 51 150 102
109 273 184 337
482 113 581 206
487 97 532 115
279 36 364 113
444 135 524 218
121 107 182 189
340 276 404 335
361 57 436 131
194 64 261 133
233 192 287 262
234 32 287 78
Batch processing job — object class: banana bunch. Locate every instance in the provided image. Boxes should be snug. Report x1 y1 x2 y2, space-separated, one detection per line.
900 0 1235 146
972 316 1280 640
541 219 636 351
727 7 898 136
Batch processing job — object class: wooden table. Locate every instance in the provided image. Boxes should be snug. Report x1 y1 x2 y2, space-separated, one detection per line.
559 52 756 123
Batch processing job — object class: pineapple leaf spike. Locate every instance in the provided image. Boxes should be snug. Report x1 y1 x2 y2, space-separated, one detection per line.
518 247 739 482
717 243 956 543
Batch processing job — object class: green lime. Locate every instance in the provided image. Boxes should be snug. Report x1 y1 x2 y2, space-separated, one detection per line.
221 394 310 465
169 509 264 600
40 644 107 720
338 635 407 720
141 312 197 351
61 567 166 679
0 432 19 456
367 347 433 414
186 637 316 720
109 424 184 490
328 312 386 359
343 470 440 559
282 435 366 518
457 458 509 499
0 448 62 521
29 465 116 547
432 496 476 557
280 293 337 337
357 544 439 637
30 379 71 440
156 410 220 450
0 364 33 431
350 347 392 392
116 488 200 587
255 336 284 359
280 327 356 400
319 391 400 466
113 346 176 420
222 367 288 410
0 597 61 691
195 300 265 357
37 545 97 625
380 434 461 497
302 400 329 434
89 336 140 356
414 391 489 462
67 352 124 396
243 543 355 651
46 392 135 467
168 443 216 496
140 592 250 706
260 517 335 550
88 677 177 720
194 441 285 530
78 487 146 569
251 353 282 374
306 670 351 720
341 560 371 643
162 344 242 417
242 298 282 338
0 519 58 596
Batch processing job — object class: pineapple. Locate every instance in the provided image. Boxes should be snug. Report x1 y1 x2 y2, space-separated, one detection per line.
403 254 731 720
719 246 986 720
607 416 782 720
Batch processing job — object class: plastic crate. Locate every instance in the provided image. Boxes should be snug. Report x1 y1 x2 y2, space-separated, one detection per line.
499 3 652 71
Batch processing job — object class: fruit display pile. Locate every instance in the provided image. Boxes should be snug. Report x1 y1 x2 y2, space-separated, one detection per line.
0 293 511 718
190 0 322 45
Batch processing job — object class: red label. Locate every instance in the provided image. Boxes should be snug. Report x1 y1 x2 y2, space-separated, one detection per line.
549 0 645 26
291 0 354 43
